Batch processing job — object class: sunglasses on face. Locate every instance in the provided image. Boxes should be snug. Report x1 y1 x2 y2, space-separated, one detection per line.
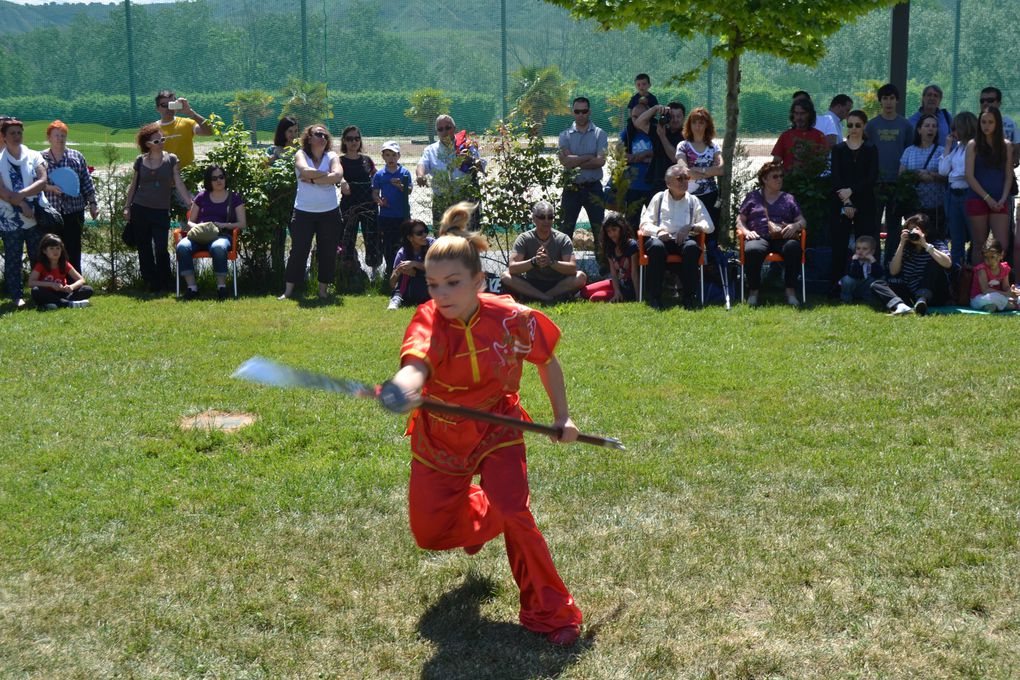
534 213 555 219
846 122 863 128
157 102 170 109
344 136 361 142
148 137 166 144
312 131 328 139
573 109 590 115
412 229 428 236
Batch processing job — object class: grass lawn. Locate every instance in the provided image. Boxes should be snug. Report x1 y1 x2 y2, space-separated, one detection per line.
1 294 1018 679
20 121 143 164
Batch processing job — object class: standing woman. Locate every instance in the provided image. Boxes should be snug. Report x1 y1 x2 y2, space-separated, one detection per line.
898 113 946 252
279 124 344 300
965 106 1013 264
338 125 380 273
938 111 978 269
267 116 299 163
385 202 583 647
829 109 879 288
676 107 724 228
0 118 49 308
123 123 193 293
42 120 99 272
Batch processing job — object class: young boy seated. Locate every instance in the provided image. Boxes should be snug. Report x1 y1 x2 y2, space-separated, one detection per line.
840 235 884 303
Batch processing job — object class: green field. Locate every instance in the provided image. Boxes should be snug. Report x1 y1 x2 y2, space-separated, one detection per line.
20 121 146 164
1 295 1018 678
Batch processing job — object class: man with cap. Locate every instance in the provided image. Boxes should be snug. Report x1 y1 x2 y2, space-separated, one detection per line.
373 140 414 277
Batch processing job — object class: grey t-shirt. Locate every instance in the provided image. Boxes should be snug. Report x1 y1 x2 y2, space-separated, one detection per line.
864 115 913 181
513 228 574 282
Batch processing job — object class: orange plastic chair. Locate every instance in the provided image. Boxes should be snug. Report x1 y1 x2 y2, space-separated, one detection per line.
738 228 807 303
173 227 241 298
637 231 706 303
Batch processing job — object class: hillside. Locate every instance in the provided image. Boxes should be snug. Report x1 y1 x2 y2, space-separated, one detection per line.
0 0 118 34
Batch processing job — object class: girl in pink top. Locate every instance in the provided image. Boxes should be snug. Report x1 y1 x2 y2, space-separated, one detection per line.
970 239 1016 311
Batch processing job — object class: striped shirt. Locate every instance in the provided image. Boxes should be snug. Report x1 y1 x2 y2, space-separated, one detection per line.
42 148 96 214
899 239 949 292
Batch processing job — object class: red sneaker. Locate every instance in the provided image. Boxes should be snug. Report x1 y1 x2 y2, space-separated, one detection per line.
546 625 580 646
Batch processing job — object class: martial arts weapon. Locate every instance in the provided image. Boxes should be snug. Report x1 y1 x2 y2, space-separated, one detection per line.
232 356 626 450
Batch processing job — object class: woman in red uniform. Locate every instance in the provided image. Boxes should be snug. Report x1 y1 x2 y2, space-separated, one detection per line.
386 202 583 646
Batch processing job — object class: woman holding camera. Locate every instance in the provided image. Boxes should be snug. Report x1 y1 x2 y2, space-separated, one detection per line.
870 212 952 315
830 109 879 289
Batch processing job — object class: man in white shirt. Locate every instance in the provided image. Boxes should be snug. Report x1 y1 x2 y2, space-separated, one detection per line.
416 114 484 227
816 94 853 147
638 163 713 309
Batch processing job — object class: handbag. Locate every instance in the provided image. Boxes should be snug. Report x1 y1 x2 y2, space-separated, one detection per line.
122 157 143 248
186 221 219 244
954 264 974 306
34 201 63 231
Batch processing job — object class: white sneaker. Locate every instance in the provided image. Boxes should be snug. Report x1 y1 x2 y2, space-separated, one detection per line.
786 293 800 307
387 294 403 310
890 302 913 316
747 292 759 307
67 300 90 308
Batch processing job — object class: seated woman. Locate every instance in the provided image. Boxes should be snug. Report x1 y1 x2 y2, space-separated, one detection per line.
581 211 638 302
870 213 952 315
176 164 246 300
387 219 434 309
736 161 807 306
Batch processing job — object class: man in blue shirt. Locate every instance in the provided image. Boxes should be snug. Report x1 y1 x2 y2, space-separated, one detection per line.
558 96 608 269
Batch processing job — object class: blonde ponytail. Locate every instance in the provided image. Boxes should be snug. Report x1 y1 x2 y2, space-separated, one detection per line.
426 202 488 275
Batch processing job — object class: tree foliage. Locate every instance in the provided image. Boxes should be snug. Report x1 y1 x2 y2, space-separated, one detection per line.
279 78 332 129
228 89 275 145
405 88 453 143
508 65 575 134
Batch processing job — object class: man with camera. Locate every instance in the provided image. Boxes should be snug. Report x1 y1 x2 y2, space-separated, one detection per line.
634 102 687 193
155 89 213 169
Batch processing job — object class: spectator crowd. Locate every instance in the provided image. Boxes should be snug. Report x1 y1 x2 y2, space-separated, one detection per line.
2 77 1019 314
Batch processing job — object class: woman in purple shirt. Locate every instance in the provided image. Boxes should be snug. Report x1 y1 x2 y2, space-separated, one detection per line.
737 161 807 306
176 164 246 300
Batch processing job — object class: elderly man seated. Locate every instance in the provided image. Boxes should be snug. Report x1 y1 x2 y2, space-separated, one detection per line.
501 201 587 302
638 163 714 309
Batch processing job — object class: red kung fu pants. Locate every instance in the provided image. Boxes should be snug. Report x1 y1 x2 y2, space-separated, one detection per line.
408 443 582 633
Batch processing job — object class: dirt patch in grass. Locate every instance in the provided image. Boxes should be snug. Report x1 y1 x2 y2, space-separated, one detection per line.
179 409 256 433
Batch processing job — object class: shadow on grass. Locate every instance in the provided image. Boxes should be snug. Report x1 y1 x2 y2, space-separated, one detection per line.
418 572 592 680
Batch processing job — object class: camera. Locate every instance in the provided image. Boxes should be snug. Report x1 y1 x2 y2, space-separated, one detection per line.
659 110 671 123
167 100 183 111
908 231 921 242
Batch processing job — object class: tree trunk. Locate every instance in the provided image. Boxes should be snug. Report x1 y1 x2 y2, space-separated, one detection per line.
718 51 741 246
249 117 258 147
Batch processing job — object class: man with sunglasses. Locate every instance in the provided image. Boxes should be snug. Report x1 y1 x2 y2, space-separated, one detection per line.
154 89 213 169
501 201 587 302
416 115 483 227
558 97 608 269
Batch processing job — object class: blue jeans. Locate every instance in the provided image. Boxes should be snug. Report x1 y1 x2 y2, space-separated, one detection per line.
839 275 876 303
2 226 42 301
945 190 969 269
176 236 231 276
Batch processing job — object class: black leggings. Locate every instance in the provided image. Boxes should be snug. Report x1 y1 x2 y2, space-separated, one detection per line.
31 284 94 307
743 237 801 289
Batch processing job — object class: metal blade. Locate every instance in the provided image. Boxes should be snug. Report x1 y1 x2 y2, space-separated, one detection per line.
232 357 377 398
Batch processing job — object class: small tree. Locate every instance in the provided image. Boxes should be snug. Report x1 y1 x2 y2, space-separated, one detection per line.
280 77 333 129
479 121 565 267
81 143 137 291
405 88 452 143
508 65 575 135
228 89 275 146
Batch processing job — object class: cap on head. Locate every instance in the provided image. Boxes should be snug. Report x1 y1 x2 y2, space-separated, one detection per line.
381 140 401 154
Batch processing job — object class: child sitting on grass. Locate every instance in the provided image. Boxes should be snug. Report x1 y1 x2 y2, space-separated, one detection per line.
840 234 884 304
970 238 1016 311
28 232 93 310
581 211 638 302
